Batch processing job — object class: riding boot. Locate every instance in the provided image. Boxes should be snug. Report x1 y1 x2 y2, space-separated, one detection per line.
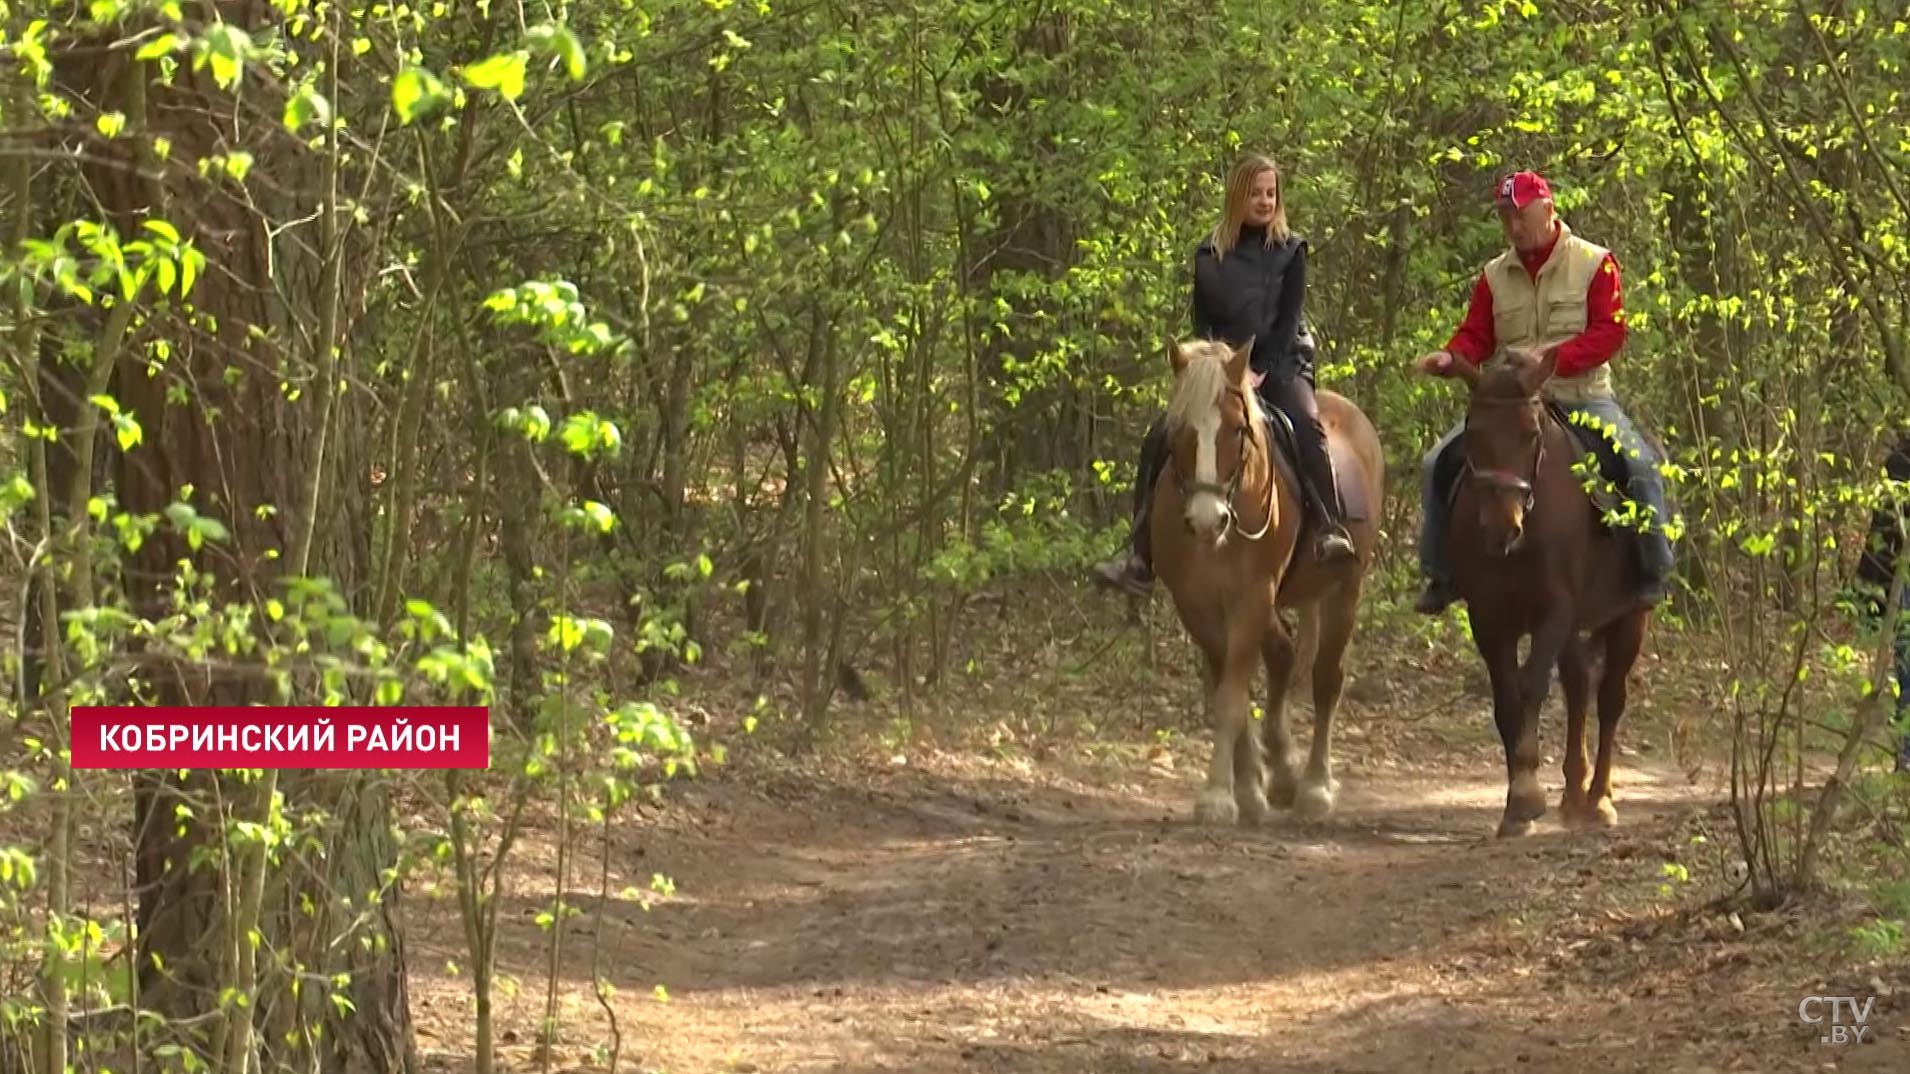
1091 416 1167 597
1290 416 1357 564
1414 424 1464 614
1091 504 1154 597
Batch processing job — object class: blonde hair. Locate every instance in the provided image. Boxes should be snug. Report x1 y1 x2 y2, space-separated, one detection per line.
1208 153 1290 258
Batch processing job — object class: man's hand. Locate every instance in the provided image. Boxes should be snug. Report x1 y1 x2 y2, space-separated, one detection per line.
1414 350 1454 376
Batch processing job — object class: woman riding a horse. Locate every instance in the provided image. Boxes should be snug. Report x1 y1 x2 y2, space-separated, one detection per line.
1094 153 1356 596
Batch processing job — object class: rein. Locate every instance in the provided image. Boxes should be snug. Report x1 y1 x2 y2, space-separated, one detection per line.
1173 388 1278 541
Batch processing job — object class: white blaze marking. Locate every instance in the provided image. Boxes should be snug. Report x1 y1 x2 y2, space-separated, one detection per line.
1186 406 1228 532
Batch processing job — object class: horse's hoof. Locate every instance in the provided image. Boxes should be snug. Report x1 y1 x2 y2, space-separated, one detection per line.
1295 781 1338 821
1194 789 1239 827
1266 781 1299 810
1507 773 1545 817
1496 815 1538 839
1591 796 1618 828
1236 790 1270 827
1559 789 1591 825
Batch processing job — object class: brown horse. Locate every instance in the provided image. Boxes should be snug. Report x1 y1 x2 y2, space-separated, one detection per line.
1442 349 1654 837
1150 338 1386 827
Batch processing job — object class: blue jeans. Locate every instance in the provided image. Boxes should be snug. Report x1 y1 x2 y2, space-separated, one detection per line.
1418 396 1676 591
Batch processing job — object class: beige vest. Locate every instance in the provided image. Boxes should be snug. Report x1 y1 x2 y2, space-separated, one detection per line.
1481 221 1615 403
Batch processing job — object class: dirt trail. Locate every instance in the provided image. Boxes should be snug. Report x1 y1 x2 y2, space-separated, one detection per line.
406 715 1909 1074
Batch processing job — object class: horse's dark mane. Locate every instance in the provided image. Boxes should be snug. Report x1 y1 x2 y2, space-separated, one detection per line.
1472 356 1548 408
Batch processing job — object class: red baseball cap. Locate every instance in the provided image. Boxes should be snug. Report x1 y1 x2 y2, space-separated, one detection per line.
1495 170 1552 209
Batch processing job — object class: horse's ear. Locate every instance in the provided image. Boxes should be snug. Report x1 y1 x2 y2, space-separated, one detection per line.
1169 340 1191 374
1518 348 1559 393
1226 337 1254 381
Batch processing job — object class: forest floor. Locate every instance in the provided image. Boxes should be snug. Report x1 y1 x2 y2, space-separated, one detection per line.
398 580 1910 1074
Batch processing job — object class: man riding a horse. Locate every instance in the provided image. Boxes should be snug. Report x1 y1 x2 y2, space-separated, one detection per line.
1412 170 1676 614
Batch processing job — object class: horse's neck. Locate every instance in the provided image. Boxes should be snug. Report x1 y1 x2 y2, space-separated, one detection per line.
1537 406 1577 476
1243 431 1282 519
1531 406 1603 526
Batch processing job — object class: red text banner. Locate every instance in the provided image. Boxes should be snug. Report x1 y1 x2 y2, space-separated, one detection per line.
69 706 491 770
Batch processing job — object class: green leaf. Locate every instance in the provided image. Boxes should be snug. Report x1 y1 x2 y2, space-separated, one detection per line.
113 413 142 452
180 248 200 297
135 32 182 61
549 617 585 653
199 23 250 90
392 66 448 125
219 151 253 181
529 23 587 81
559 414 595 456
519 405 550 442
581 500 615 533
461 51 528 100
284 86 331 134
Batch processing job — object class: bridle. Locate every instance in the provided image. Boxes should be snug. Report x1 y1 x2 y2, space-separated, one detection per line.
1464 393 1549 515
1172 388 1277 541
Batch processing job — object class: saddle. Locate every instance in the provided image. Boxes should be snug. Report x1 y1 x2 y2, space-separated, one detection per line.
1435 401 1630 520
1261 407 1371 526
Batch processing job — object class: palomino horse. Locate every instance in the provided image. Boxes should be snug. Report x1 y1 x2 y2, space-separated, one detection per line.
1151 338 1386 827
1441 348 1654 837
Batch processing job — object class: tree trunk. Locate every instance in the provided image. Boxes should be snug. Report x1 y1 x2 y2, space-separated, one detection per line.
964 11 1075 495
62 7 408 1072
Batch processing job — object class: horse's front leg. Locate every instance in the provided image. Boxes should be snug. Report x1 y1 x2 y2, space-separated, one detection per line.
1520 622 1566 709
1472 617 1538 838
1501 604 1573 836
1194 643 1243 826
1196 627 1268 828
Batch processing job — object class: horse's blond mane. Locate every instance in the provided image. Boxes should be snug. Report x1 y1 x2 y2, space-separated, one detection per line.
1166 341 1264 432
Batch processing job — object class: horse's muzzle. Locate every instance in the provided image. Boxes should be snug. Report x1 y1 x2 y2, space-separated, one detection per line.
1185 500 1233 544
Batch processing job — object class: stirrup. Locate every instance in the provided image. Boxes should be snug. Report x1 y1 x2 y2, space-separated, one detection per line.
1091 553 1152 598
1316 528 1357 562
